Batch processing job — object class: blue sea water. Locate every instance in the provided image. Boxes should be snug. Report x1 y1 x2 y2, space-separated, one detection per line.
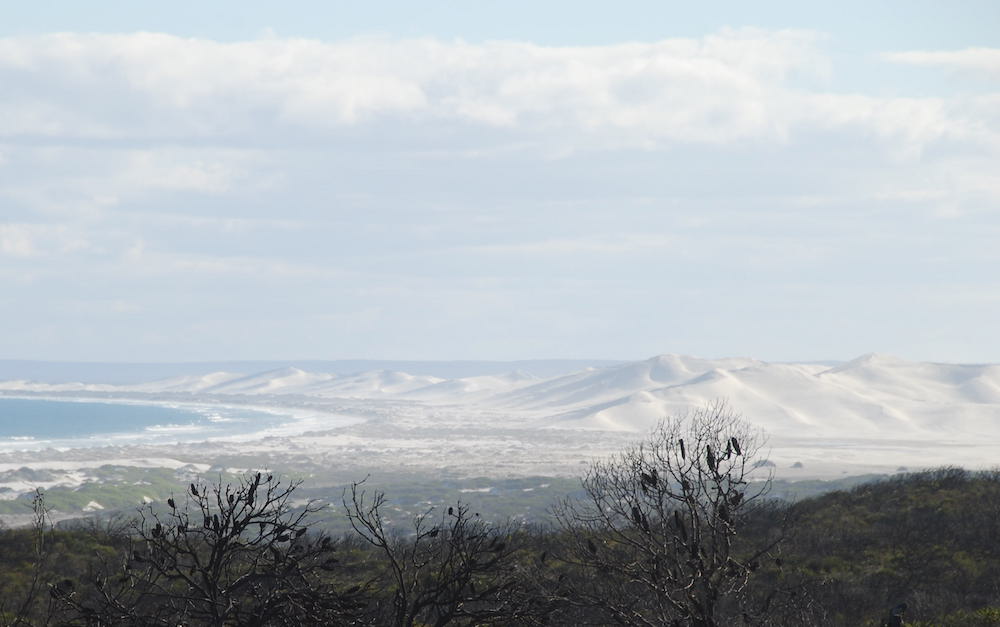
0 397 287 449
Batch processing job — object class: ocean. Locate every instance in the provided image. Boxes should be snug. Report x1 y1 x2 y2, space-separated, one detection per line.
0 397 288 450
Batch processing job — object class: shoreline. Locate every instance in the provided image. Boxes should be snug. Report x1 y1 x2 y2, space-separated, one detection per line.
2 391 999 485
0 392 367 452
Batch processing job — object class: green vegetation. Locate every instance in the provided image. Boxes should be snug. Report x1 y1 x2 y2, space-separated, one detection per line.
0 461 894 529
0 466 185 515
2 416 999 625
780 467 1000 625
0 466 584 536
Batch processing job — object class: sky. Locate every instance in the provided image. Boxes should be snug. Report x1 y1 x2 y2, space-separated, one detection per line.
1 2 999 363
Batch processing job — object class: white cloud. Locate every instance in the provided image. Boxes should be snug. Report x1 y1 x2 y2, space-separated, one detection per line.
884 48 1000 77
0 145 265 217
795 92 999 156
2 29 986 153
126 211 305 233
459 234 676 256
118 151 245 194
116 244 347 281
0 224 36 257
3 29 1000 362
0 223 90 258
0 30 994 162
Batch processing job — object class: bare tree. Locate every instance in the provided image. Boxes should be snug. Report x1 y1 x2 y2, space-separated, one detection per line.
344 480 533 626
549 401 785 626
1 489 63 627
57 473 365 626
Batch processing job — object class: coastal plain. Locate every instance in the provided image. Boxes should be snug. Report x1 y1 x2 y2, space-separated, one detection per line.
2 353 999 525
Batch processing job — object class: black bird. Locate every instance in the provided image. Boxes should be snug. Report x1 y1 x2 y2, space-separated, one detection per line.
674 510 688 542
717 502 730 522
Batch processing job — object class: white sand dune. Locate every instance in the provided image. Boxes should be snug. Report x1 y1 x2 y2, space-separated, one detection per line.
2 353 999 483
5 354 1000 438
